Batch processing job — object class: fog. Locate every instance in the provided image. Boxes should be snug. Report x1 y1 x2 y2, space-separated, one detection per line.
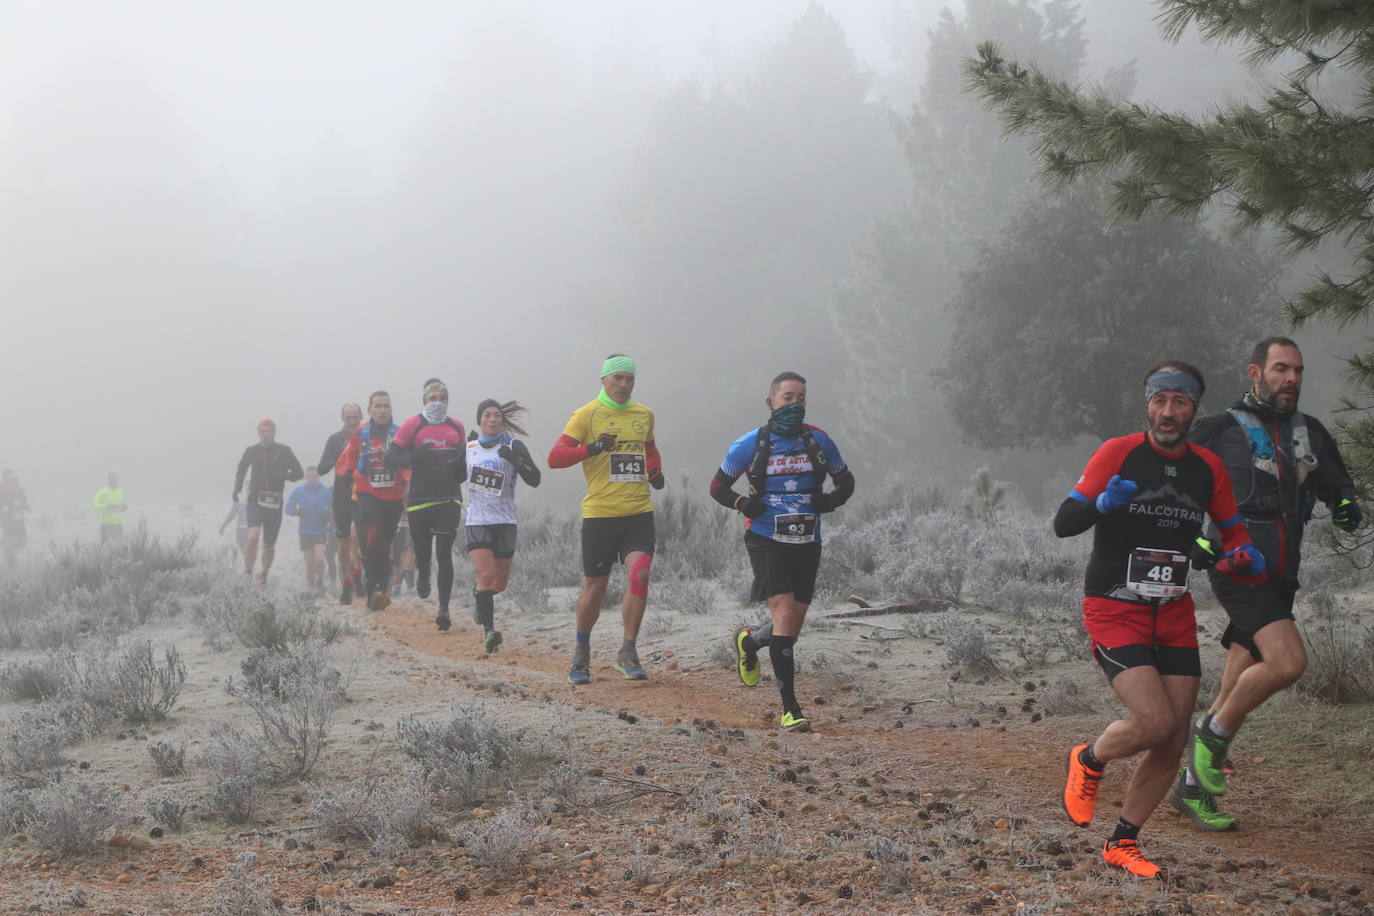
0 0 1346 532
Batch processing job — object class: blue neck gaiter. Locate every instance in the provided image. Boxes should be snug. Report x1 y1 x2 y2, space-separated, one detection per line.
769 403 806 437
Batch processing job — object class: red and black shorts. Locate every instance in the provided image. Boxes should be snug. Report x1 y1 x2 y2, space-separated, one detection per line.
1083 594 1201 682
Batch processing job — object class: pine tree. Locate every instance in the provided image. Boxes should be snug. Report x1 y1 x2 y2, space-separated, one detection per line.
963 1 1374 506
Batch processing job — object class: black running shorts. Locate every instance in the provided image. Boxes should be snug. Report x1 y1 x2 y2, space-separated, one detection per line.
411 500 461 543
332 483 355 539
245 497 284 547
466 523 517 559
745 530 821 605
580 511 655 579
1092 643 1201 682
1208 572 1299 661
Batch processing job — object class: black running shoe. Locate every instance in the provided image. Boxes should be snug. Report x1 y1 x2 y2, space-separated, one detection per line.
436 610 451 632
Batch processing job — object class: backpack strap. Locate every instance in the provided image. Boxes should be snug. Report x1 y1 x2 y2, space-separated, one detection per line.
745 426 830 497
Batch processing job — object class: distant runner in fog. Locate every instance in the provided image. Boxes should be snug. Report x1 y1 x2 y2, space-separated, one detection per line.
549 355 664 685
0 469 28 566
710 371 854 733
91 472 127 543
318 402 364 605
232 418 304 586
1054 362 1262 879
285 465 332 591
464 398 541 653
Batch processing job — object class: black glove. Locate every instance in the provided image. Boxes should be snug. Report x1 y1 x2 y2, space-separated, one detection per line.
737 497 767 519
586 433 618 456
1333 497 1362 532
649 469 665 490
1190 535 1222 570
812 492 839 514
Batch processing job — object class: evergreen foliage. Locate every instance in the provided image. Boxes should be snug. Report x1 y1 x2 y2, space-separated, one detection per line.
964 1 1374 506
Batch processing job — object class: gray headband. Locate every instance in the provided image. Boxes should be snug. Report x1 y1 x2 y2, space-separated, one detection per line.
1145 370 1201 405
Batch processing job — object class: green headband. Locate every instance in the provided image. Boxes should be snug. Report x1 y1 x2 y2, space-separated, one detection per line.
601 355 636 378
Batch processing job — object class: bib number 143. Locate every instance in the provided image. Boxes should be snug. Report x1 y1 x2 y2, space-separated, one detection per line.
609 452 646 483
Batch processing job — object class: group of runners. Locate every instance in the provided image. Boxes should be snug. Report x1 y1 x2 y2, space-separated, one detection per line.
0 471 131 564
1057 337 1360 878
2 340 1348 880
231 381 546 653
224 355 856 732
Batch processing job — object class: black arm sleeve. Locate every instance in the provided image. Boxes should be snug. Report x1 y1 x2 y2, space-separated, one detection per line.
509 440 541 487
318 434 344 480
1053 497 1098 538
384 439 412 470
233 448 251 497
284 447 304 482
1307 416 1357 504
448 448 468 486
710 468 745 510
828 468 855 506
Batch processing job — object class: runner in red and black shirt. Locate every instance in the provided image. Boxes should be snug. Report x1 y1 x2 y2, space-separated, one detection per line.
354 391 409 611
1053 361 1263 880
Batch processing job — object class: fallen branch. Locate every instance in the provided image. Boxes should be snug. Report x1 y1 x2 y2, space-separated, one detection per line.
824 595 955 619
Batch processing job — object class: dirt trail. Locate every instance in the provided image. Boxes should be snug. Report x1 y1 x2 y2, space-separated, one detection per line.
369 599 1374 890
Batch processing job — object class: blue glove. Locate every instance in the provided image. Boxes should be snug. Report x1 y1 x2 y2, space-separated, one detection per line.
1333 497 1362 532
1095 476 1138 515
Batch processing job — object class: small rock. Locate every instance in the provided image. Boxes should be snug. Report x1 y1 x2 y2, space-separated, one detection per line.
149 827 164 839
115 874 132 884
373 874 396 889
572 850 597 863
634 764 646 776
586 767 604 777
109 835 131 848
520 894 536 905
453 885 471 901
316 885 336 898
710 744 727 756
617 711 638 724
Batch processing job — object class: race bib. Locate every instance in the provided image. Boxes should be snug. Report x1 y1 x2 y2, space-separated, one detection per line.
469 465 506 496
368 468 396 488
609 452 647 483
1126 546 1189 599
256 491 282 510
774 512 817 544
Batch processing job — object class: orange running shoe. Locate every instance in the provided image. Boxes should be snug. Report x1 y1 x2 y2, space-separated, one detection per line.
1062 743 1103 827
1102 838 1165 879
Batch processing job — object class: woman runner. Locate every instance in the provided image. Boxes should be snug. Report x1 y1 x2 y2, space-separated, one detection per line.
465 400 541 653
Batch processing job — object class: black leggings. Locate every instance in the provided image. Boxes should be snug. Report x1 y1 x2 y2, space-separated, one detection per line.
409 501 460 611
356 493 404 594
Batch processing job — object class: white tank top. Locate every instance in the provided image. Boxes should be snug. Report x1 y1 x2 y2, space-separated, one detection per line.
464 438 520 526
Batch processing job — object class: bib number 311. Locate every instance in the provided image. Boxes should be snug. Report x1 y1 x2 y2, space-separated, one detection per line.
1126 547 1189 599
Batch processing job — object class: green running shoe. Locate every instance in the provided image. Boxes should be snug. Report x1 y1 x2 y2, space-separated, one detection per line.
1170 769 1236 831
1191 717 1231 795
614 658 647 680
780 710 810 732
733 627 760 687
